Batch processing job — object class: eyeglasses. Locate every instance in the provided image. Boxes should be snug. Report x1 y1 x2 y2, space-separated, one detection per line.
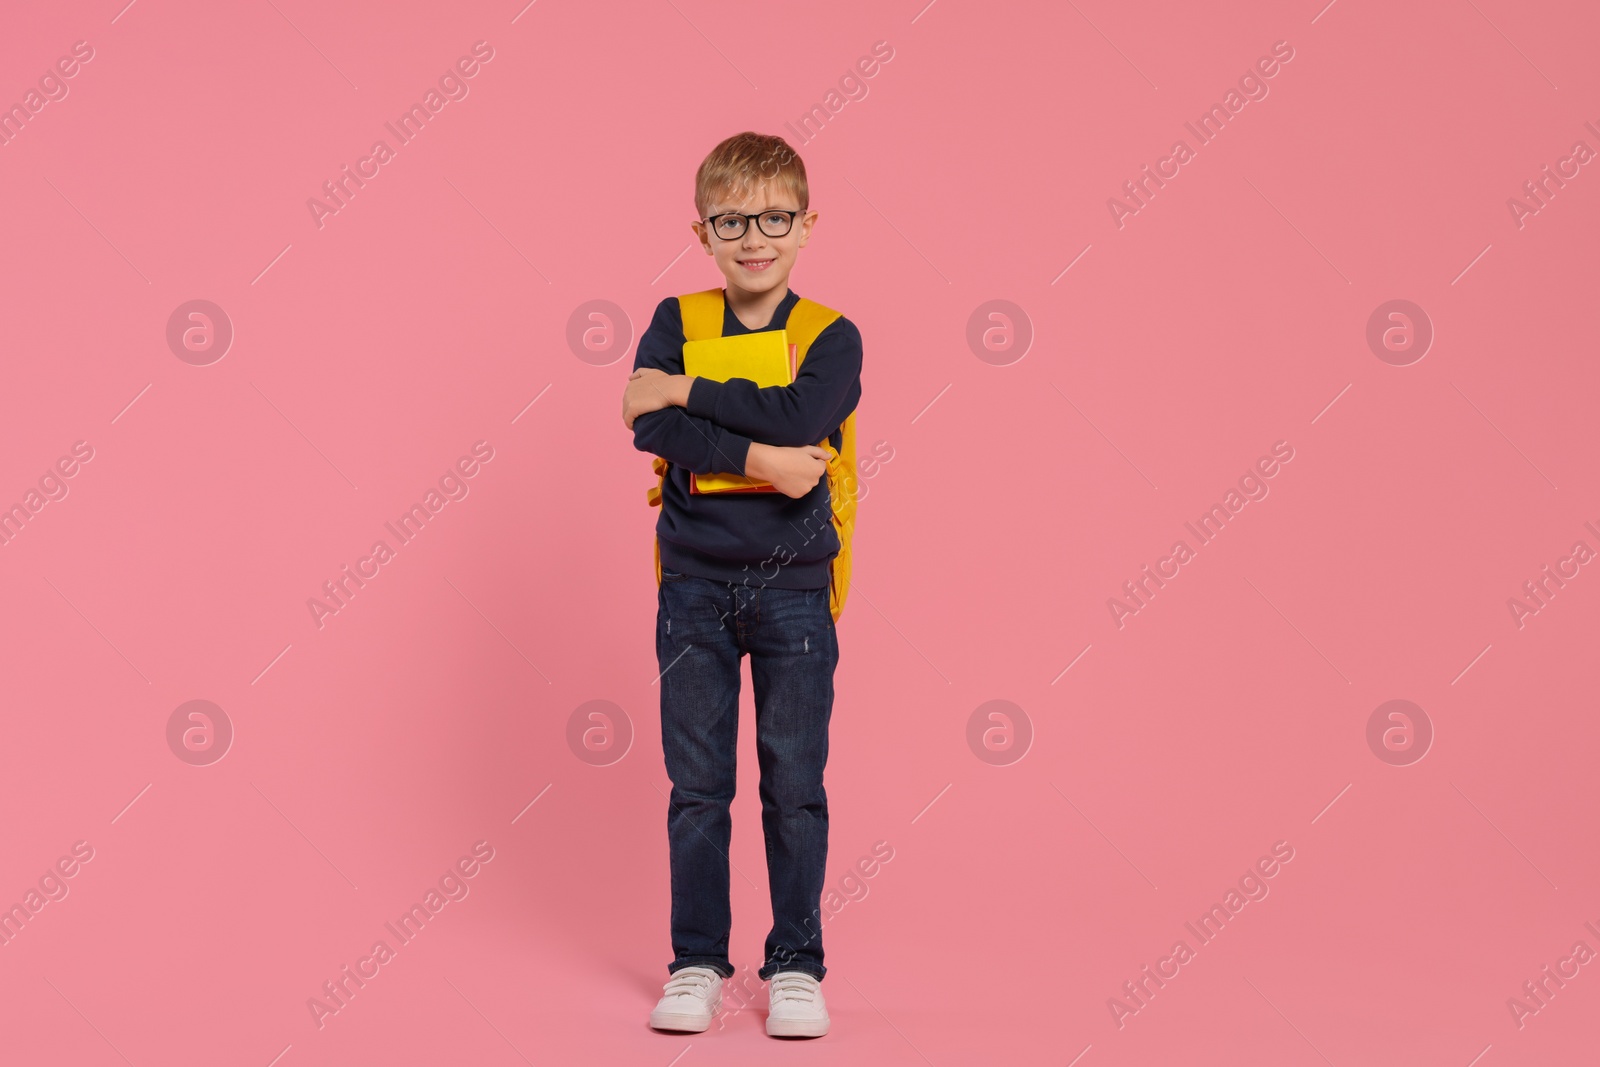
701 209 800 240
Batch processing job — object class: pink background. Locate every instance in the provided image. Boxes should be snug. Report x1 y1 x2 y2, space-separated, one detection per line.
2 0 1598 1064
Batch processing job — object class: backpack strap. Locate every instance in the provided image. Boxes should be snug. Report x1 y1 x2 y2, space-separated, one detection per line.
787 298 856 620
786 298 843 450
645 455 668 507
679 288 725 343
646 289 724 509
785 298 841 370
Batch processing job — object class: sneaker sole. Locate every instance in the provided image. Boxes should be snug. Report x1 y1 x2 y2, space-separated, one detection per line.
650 1011 714 1033
766 1016 830 1038
650 992 722 1033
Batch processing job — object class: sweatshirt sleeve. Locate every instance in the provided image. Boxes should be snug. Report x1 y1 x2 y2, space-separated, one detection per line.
683 315 863 447
630 297 753 476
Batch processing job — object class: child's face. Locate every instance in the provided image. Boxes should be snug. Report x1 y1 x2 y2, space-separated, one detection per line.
692 180 817 298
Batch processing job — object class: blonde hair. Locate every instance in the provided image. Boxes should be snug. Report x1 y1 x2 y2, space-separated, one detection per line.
694 132 808 220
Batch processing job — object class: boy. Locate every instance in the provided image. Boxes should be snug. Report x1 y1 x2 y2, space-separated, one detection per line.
620 131 863 1039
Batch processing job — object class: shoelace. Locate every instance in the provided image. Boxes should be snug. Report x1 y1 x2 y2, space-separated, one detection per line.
663 970 716 999
768 973 818 1005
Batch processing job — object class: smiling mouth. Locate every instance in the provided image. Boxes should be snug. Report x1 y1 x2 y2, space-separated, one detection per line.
738 258 774 271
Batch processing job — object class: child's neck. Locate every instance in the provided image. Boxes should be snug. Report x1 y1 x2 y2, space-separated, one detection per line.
725 282 790 332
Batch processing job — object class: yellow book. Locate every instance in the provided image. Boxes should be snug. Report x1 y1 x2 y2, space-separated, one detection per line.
682 330 796 494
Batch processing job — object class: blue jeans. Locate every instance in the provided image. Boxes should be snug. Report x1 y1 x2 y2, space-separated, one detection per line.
656 569 838 983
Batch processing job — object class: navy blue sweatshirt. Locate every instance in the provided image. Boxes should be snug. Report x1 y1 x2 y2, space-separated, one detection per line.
631 288 863 589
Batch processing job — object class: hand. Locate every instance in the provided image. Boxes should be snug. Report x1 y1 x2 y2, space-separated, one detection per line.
622 368 672 430
746 442 831 499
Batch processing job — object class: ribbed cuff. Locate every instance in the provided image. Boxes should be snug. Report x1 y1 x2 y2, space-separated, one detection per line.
710 428 751 476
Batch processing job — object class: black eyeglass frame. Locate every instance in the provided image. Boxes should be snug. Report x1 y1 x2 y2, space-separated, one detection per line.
699 209 802 240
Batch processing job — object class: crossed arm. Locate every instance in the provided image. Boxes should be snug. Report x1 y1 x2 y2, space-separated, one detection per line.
624 370 835 498
622 298 861 496
624 364 736 464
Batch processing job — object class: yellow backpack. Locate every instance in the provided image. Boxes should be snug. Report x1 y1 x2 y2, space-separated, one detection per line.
646 288 857 621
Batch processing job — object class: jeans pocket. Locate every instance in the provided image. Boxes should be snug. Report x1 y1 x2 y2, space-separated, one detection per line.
661 568 689 583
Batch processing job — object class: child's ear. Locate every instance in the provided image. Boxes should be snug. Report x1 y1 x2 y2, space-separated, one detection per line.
690 220 713 253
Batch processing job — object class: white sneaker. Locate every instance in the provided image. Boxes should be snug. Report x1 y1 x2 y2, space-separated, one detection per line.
765 971 829 1037
649 965 724 1032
